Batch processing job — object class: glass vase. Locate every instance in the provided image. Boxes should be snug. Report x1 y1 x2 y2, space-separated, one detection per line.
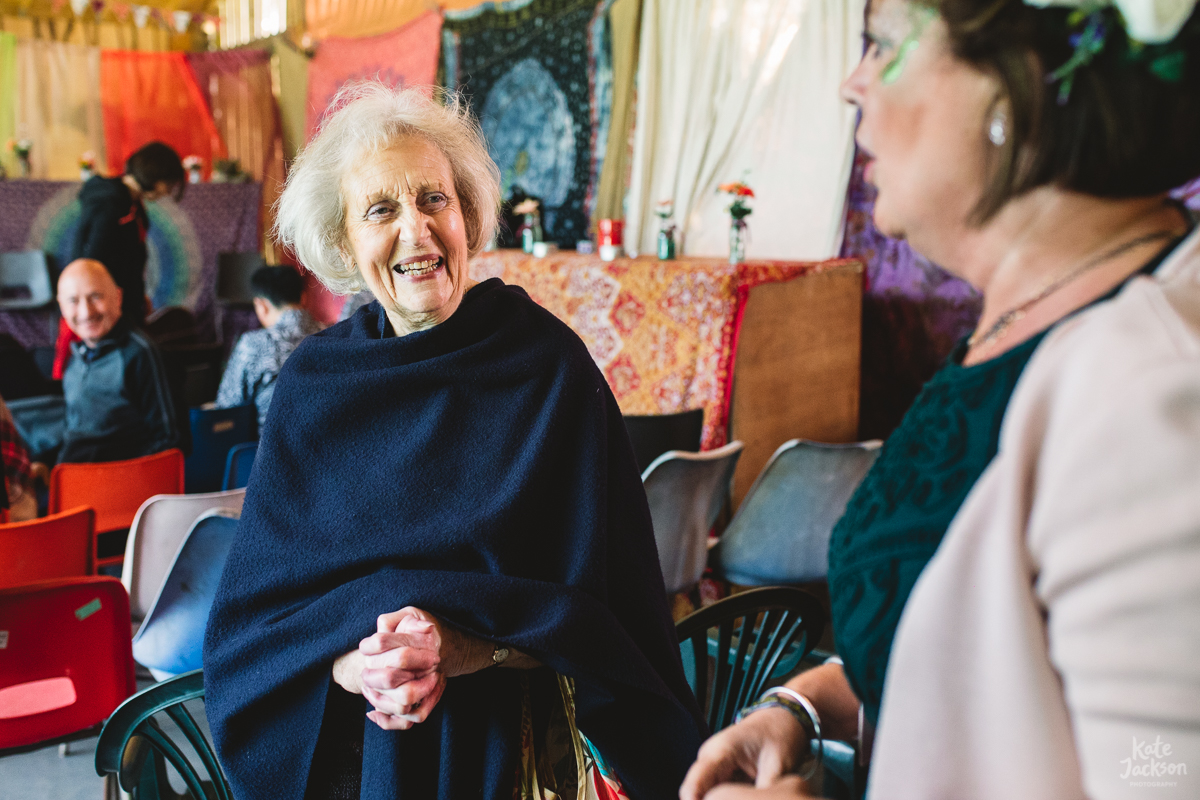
657 227 676 260
729 219 747 264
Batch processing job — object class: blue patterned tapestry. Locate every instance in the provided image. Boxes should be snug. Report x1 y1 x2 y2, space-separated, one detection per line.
444 0 614 247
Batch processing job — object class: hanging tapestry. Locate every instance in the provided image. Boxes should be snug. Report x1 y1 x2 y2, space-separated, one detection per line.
100 51 226 180
13 40 107 181
305 11 443 142
443 0 615 247
187 48 285 253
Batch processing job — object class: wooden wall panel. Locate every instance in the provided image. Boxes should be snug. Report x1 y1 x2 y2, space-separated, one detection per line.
729 261 862 506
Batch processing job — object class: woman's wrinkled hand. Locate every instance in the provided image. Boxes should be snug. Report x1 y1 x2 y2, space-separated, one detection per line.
679 707 810 800
356 607 493 731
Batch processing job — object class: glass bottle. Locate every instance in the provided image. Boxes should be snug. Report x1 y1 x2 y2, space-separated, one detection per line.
729 219 747 265
657 226 676 260
521 211 543 254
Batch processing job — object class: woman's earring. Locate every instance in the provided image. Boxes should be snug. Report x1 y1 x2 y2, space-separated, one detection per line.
988 108 1008 147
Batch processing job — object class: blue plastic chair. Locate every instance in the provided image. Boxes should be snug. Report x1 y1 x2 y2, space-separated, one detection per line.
713 439 882 585
131 510 240 679
222 441 258 491
184 405 256 494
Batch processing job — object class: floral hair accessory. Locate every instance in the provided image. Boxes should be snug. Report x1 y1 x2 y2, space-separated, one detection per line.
1026 0 1196 103
1025 0 1197 44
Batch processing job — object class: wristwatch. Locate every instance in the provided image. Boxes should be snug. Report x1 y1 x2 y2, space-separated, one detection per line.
492 645 510 666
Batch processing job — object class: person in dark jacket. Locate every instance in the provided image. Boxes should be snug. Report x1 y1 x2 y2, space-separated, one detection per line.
55 259 180 465
71 141 185 329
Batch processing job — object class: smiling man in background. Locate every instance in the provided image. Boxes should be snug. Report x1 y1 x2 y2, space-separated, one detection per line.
56 258 181 465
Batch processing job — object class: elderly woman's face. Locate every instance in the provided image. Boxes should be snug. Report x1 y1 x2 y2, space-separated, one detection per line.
342 135 473 335
841 0 1000 249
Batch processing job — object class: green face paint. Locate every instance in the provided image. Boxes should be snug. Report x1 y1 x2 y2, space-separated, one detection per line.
881 5 937 85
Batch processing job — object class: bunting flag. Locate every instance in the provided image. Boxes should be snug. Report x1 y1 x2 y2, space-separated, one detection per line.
443 0 614 248
99 50 226 178
304 11 442 142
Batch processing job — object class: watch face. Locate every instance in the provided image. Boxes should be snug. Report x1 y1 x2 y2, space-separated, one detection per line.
493 647 510 664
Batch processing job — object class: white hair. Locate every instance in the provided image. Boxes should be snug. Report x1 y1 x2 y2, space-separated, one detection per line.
274 82 502 295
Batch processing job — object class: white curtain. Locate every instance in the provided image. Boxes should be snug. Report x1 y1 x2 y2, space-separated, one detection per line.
15 40 106 181
626 0 865 260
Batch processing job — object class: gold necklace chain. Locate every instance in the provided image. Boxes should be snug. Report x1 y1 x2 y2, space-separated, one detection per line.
967 229 1177 350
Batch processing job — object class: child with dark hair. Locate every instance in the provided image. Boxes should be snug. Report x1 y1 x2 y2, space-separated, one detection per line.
215 266 322 427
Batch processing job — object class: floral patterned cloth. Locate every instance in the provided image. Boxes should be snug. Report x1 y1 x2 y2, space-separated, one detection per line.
469 251 860 449
515 673 630 800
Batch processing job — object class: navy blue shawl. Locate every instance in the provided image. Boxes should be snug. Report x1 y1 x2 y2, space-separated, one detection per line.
203 279 705 799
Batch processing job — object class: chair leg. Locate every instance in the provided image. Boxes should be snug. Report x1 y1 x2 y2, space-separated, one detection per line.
102 773 119 800
59 742 69 757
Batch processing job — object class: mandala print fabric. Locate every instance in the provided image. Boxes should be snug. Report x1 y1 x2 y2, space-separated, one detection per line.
444 0 614 247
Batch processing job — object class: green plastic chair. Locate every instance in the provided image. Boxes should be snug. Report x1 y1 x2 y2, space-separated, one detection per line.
676 586 825 733
94 670 232 800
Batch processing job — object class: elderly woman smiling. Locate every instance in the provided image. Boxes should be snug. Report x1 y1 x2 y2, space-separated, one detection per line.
203 83 705 800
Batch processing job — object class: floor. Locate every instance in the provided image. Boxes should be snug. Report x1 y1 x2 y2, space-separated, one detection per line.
0 674 157 800
0 734 107 800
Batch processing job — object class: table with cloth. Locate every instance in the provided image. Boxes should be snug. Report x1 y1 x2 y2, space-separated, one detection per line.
0 180 262 349
468 251 864 503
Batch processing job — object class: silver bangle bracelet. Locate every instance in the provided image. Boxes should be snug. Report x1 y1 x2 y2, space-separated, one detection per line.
755 686 824 778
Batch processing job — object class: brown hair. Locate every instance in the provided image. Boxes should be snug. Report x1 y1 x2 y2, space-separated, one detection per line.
930 0 1200 221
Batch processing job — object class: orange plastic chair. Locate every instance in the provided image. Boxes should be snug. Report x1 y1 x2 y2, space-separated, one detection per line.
0 577 136 752
49 449 185 570
0 507 95 589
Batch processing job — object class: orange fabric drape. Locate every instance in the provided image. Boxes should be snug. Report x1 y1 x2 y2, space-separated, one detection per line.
187 48 285 254
100 51 226 179
305 0 479 40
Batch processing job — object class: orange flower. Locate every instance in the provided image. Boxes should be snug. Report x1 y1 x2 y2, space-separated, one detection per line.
718 182 755 198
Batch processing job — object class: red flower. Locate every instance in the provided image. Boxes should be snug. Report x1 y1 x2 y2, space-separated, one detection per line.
718 182 754 198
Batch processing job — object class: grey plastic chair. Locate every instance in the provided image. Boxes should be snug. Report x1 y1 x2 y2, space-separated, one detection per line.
713 439 882 585
132 509 240 680
0 250 53 309
122 489 246 625
642 441 743 594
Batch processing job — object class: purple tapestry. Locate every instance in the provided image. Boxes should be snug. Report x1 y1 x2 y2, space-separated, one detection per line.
0 180 260 349
842 157 1200 440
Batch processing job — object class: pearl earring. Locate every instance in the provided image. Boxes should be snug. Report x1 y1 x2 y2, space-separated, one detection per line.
988 109 1008 147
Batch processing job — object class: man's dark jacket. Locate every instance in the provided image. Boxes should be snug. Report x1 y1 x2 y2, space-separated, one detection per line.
60 321 180 463
73 176 150 327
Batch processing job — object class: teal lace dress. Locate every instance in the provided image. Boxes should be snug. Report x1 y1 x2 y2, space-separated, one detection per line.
827 233 1189 726
826 332 1046 725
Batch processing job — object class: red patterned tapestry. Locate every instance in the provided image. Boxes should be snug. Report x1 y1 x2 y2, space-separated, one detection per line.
470 252 861 449
305 11 443 142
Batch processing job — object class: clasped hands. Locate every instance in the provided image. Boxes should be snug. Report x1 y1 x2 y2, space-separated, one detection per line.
332 606 495 731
